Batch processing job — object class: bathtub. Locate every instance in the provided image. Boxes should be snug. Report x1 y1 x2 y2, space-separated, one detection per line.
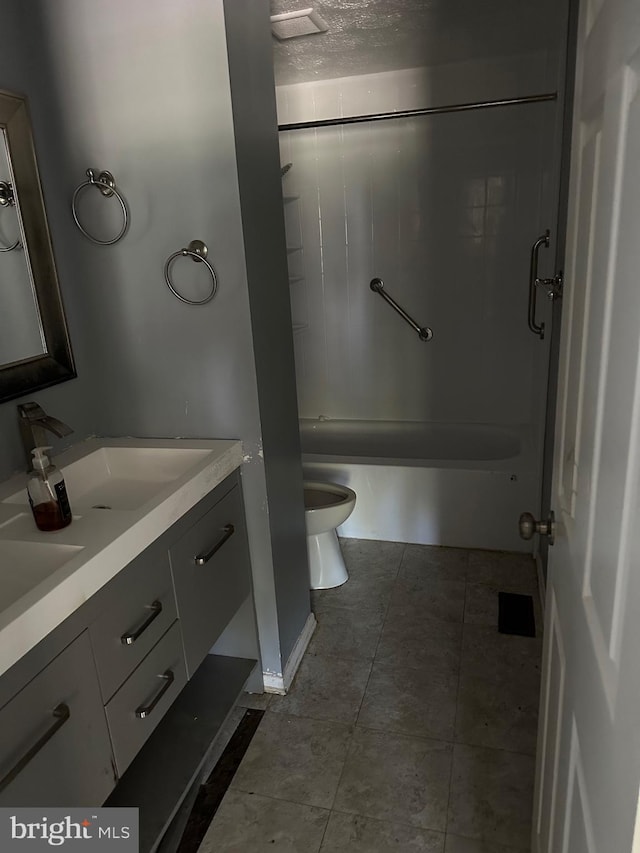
300 419 539 553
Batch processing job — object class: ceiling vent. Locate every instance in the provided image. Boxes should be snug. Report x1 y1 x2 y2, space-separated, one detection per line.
270 8 329 40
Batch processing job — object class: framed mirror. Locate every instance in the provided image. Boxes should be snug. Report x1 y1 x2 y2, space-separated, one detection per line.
0 88 75 403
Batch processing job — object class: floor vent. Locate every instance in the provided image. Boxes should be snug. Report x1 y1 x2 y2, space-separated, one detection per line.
270 8 329 40
498 591 536 638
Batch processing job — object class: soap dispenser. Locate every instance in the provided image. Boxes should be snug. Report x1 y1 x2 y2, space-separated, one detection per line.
27 446 72 531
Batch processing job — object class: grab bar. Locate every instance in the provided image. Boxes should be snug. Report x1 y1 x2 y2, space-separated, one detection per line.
527 230 564 340
370 278 433 342
528 231 549 339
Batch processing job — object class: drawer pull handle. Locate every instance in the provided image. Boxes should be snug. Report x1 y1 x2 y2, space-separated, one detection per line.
121 600 163 645
135 670 175 719
0 703 70 792
194 523 235 566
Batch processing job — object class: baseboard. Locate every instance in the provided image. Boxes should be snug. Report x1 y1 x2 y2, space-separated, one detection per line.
262 612 317 695
262 672 286 694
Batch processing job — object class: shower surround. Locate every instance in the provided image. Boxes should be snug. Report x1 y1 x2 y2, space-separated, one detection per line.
277 36 569 549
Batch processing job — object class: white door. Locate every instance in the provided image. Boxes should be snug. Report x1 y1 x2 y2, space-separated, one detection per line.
533 0 640 850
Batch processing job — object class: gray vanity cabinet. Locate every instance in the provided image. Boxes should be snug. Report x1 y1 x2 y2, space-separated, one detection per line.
0 467 259 845
0 631 115 807
169 480 251 677
89 545 177 703
104 622 187 776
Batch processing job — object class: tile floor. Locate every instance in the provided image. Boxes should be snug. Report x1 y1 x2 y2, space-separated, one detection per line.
198 539 542 853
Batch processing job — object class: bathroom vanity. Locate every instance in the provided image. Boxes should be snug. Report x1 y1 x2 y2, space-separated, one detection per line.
0 438 260 850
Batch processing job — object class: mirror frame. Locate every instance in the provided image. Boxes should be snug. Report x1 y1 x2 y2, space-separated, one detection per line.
0 89 75 403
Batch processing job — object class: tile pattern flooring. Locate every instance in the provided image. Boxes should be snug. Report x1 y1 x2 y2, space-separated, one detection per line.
198 539 542 852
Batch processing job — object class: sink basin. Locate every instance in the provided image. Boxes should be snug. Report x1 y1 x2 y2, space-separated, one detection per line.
3 446 214 511
0 437 243 678
0 541 84 611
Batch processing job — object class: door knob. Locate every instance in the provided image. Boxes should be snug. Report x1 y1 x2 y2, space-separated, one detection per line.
519 510 555 545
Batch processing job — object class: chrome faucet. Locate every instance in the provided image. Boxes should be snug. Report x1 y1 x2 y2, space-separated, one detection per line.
17 402 73 469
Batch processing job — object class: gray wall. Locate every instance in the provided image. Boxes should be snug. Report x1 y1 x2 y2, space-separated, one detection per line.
224 0 310 665
0 0 308 681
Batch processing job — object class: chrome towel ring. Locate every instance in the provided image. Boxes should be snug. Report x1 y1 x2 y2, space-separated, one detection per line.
0 180 21 252
164 240 218 305
71 168 128 245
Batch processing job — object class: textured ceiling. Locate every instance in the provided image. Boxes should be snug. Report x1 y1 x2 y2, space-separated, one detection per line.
271 0 562 86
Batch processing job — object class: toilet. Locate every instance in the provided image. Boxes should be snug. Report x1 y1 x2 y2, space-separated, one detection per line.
303 481 357 589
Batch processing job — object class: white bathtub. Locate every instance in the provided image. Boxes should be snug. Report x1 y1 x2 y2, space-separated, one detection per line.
300 419 539 553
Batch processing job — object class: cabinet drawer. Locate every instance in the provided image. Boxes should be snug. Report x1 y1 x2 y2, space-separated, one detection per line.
105 621 187 777
0 631 114 807
90 550 177 702
169 484 251 676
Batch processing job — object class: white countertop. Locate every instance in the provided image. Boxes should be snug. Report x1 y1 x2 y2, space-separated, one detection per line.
0 437 243 678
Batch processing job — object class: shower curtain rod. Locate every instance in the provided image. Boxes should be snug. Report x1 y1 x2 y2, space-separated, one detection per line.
278 92 557 132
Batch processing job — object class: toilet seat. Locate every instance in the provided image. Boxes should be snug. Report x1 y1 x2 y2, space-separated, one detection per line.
304 483 347 509
303 480 356 589
303 481 356 536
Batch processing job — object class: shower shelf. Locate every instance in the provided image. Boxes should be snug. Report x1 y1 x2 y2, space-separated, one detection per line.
282 193 307 336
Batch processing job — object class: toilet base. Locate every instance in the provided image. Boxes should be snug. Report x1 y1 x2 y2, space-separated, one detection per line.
307 530 349 589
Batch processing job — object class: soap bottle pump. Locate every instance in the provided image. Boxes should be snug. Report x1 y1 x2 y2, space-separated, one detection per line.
27 446 72 531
